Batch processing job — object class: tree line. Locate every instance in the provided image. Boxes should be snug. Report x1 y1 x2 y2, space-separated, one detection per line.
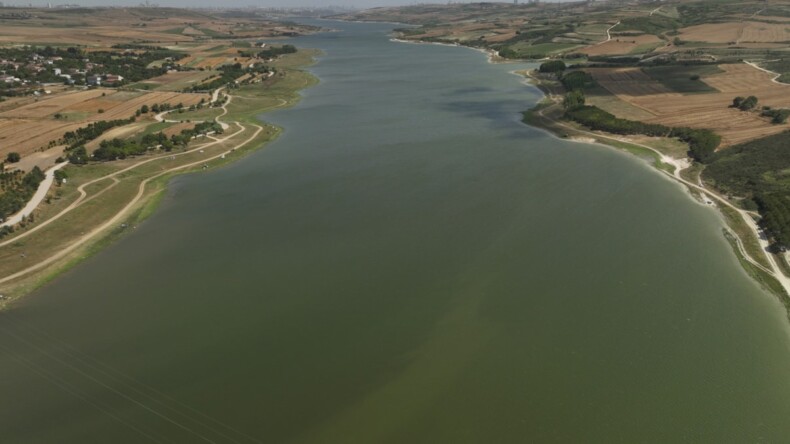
62 118 136 150
71 120 224 162
185 62 271 93
563 103 720 162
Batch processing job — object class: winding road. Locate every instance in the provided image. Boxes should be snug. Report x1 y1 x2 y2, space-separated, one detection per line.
0 84 299 286
1 162 69 229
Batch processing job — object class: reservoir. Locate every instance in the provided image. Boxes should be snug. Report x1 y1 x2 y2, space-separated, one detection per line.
2 20 790 443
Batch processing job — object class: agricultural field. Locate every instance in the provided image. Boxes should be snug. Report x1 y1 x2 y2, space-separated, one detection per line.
678 21 790 44
586 63 790 146
582 34 665 56
0 8 317 46
642 65 723 93
0 89 207 162
343 0 790 66
0 7 316 172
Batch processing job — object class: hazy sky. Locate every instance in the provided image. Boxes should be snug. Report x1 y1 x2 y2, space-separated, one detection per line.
6 0 564 9
8 0 411 7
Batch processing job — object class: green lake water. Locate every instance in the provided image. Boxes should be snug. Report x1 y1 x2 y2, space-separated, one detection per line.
2 20 790 443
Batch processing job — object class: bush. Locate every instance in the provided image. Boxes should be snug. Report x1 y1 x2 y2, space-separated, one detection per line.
734 95 758 111
6 152 20 163
762 108 790 124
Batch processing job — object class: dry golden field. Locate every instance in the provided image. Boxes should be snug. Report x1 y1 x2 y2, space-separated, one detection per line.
582 34 665 56
0 90 207 159
678 21 790 44
0 90 107 119
588 63 790 146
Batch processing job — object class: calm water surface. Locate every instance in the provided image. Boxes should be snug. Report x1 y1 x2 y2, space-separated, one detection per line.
2 20 790 443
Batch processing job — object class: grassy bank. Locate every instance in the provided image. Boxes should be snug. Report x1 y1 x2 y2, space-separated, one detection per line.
0 49 320 308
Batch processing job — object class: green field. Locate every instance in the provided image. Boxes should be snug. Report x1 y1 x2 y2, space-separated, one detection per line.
629 41 664 54
168 106 224 121
508 42 581 58
643 65 723 93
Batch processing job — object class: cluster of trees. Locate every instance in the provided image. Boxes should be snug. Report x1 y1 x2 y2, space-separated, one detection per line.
62 118 136 150
562 90 585 110
564 104 720 162
704 131 790 196
538 60 566 74
238 44 297 60
761 107 790 124
0 167 45 223
732 95 758 111
86 49 186 83
565 105 670 136
111 44 168 51
755 194 790 249
258 44 297 60
92 138 150 160
136 102 187 116
80 120 224 162
560 71 595 92
186 62 270 93
703 131 790 248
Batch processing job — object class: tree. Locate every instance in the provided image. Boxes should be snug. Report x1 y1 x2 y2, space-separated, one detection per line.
563 90 585 110
6 152 20 163
54 169 67 184
67 146 88 164
140 104 149 114
539 60 566 74
732 96 745 108
739 96 758 111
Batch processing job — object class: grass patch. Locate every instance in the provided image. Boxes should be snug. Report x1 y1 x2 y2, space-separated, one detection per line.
584 83 656 121
722 229 789 309
126 82 156 90
168 106 223 121
628 41 664 54
508 42 581 58
719 204 772 269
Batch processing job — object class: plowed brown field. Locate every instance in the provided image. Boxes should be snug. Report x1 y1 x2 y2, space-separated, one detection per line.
0 90 205 158
587 63 790 147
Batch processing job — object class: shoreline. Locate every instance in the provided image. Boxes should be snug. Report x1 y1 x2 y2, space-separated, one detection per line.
519 69 790 308
388 35 790 304
389 37 503 64
0 51 320 310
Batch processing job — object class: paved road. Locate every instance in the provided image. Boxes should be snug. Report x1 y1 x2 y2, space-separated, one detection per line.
1 162 68 228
